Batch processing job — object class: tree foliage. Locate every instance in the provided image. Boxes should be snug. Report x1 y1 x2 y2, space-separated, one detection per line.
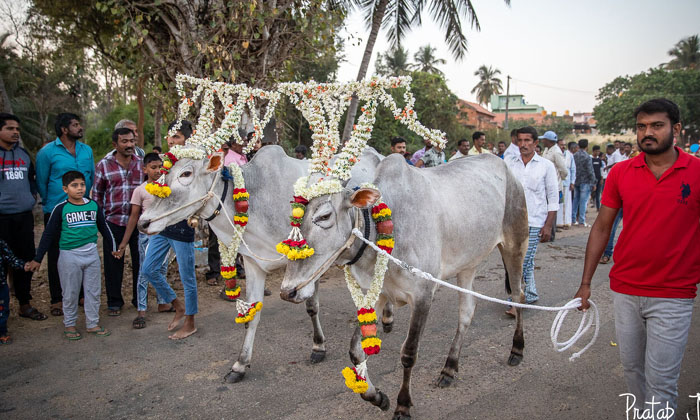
471 64 502 106
410 45 446 75
667 34 699 70
375 45 411 77
594 68 700 142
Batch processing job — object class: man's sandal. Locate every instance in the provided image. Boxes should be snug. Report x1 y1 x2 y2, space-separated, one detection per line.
132 317 146 329
87 327 111 337
19 307 48 321
50 307 63 316
63 331 82 341
0 335 13 344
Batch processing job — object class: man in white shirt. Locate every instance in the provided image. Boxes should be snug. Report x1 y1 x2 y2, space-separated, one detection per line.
505 126 559 315
556 139 576 228
503 129 521 161
539 131 568 240
448 138 470 161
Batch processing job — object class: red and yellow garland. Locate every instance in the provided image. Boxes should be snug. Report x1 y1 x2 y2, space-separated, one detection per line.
276 196 315 259
145 152 178 198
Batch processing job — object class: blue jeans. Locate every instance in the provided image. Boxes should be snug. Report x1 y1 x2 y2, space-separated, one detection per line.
604 209 623 258
137 233 169 311
141 234 198 315
613 292 694 416
522 227 540 303
572 183 593 224
0 281 9 336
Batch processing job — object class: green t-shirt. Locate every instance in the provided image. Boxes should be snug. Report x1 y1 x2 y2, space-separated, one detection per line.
34 198 116 262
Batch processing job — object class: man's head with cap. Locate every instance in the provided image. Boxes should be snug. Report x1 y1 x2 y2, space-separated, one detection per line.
538 130 558 148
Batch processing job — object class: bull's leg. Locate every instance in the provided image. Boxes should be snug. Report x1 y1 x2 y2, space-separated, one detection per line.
436 268 477 388
349 325 391 411
377 293 394 333
224 257 266 383
306 281 326 363
499 242 526 366
394 297 432 420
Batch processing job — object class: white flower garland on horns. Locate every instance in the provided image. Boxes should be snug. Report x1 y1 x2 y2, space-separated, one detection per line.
168 74 280 155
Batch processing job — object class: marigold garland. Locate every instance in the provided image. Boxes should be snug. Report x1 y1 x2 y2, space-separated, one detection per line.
341 185 394 393
341 366 369 394
235 301 263 324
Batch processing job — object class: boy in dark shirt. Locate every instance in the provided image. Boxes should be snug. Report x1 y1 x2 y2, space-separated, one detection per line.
591 145 604 211
27 171 119 340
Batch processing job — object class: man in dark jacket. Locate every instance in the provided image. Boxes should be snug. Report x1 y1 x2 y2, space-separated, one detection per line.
0 113 47 321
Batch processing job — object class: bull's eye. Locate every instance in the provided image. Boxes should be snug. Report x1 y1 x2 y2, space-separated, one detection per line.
313 211 333 228
177 166 195 186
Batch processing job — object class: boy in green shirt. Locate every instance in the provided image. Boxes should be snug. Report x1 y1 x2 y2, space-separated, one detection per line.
27 171 119 340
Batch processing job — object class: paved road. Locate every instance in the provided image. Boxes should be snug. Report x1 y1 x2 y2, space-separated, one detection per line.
1 226 699 420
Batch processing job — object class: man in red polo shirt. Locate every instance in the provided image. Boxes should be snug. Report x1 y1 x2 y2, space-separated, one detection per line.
574 98 698 416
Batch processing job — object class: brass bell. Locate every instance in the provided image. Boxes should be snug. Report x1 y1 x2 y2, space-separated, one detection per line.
187 216 199 229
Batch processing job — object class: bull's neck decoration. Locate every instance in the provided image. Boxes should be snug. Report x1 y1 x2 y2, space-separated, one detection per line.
215 164 262 323
341 184 393 393
277 76 444 260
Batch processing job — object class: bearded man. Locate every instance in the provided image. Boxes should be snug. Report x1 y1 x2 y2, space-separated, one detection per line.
574 98 699 416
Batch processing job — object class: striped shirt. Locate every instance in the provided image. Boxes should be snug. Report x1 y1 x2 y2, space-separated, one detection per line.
92 152 143 226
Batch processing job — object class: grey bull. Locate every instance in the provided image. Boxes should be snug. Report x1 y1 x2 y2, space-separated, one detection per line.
280 153 530 419
139 145 384 383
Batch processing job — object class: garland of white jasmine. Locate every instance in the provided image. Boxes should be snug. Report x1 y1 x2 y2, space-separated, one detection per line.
277 76 445 261
341 183 394 394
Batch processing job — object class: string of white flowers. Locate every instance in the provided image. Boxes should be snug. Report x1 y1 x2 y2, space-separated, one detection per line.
167 144 207 160
167 74 279 155
218 163 246 269
292 175 344 200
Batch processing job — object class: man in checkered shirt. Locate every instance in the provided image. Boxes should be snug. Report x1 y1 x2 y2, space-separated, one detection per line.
92 127 143 315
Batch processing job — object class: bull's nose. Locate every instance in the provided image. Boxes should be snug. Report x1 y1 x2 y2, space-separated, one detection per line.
280 287 298 302
137 219 151 233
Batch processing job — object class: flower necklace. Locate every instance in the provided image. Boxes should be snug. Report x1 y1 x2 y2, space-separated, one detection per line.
216 164 263 324
341 184 394 393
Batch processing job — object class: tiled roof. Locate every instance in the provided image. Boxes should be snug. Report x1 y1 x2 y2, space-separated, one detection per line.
458 99 496 118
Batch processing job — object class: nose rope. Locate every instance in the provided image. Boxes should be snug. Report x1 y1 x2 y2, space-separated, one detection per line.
350 227 600 361
289 209 361 293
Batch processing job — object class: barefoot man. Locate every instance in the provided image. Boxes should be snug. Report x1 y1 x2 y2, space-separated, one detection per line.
139 121 199 339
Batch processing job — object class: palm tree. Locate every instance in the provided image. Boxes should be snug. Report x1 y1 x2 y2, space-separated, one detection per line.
375 46 411 76
411 45 447 75
340 0 512 142
667 35 699 70
471 65 503 107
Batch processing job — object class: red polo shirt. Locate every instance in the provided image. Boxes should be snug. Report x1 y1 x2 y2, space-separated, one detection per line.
602 147 700 299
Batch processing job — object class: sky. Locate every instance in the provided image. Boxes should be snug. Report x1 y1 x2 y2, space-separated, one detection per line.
337 0 700 114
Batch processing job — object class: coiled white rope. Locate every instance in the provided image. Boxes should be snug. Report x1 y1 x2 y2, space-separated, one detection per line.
351 228 600 361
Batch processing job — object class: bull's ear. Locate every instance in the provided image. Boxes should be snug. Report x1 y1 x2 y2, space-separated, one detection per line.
207 152 224 172
350 188 380 209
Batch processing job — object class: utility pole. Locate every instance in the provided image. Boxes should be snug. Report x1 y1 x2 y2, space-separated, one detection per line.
504 75 511 130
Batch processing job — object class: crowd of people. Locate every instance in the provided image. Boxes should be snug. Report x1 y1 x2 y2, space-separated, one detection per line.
0 113 263 343
0 97 697 418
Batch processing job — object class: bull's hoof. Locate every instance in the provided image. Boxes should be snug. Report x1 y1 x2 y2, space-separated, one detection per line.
392 411 411 420
378 391 391 411
435 373 455 388
382 322 393 333
310 350 326 364
224 370 246 383
507 353 523 366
